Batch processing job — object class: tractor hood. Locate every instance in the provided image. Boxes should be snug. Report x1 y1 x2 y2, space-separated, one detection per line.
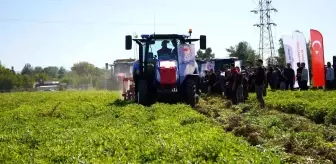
155 60 179 84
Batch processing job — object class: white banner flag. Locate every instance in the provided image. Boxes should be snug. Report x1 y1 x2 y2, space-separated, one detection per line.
282 35 295 64
292 31 310 87
282 35 298 87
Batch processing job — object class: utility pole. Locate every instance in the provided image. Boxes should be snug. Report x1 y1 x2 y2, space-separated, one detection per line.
251 0 278 65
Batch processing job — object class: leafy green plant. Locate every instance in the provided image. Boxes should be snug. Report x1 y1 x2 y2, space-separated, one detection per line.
197 94 336 163
247 90 336 125
0 91 281 163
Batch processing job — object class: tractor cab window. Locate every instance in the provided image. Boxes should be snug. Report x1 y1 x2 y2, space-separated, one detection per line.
148 39 179 61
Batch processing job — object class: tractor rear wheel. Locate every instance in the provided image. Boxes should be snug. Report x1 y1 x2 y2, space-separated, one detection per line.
137 80 148 105
186 79 197 108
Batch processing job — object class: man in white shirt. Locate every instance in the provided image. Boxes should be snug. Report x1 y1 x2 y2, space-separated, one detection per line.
325 62 334 90
300 62 309 90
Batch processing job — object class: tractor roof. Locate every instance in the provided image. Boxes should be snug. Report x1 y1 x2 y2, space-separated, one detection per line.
140 34 190 39
113 58 136 64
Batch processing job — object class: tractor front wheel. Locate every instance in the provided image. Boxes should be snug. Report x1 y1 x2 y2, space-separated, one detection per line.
137 80 149 105
186 79 197 108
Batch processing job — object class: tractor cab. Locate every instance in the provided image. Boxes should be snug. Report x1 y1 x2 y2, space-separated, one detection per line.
112 58 135 78
125 29 206 107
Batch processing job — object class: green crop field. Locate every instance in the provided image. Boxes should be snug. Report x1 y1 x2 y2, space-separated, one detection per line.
0 90 335 163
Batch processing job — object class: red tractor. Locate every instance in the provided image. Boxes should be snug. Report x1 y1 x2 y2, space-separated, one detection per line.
109 59 137 100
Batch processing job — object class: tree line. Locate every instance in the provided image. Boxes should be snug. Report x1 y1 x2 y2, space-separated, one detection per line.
0 62 110 92
0 38 312 92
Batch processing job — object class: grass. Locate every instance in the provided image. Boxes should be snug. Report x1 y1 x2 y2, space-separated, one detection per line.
0 91 281 163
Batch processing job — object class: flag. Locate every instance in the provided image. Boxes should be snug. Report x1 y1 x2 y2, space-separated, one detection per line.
292 31 310 87
310 29 325 87
282 35 294 64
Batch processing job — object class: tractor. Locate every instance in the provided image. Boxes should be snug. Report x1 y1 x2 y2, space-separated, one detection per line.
109 58 135 91
125 29 206 107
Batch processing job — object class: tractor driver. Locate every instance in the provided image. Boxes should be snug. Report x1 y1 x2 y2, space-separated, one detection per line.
171 39 178 55
157 40 172 57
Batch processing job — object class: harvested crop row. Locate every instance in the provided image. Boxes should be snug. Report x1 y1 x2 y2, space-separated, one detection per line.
197 95 336 163
247 90 336 125
0 91 281 163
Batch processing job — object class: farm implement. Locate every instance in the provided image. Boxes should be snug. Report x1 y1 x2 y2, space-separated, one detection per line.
123 29 206 107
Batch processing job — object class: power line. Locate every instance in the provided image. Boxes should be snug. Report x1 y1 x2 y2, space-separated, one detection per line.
251 0 278 65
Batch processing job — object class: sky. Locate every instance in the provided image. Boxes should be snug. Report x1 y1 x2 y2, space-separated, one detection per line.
0 0 335 71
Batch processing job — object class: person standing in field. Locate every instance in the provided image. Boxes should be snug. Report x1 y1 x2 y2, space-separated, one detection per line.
325 62 334 90
300 62 309 90
229 64 238 104
242 70 249 101
278 66 287 90
234 67 244 103
207 69 217 95
254 59 265 108
241 66 249 101
266 66 273 89
220 69 227 96
271 66 279 90
263 66 267 96
296 62 303 89
283 63 295 90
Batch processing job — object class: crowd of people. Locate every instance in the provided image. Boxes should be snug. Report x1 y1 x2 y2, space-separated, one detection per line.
201 59 335 108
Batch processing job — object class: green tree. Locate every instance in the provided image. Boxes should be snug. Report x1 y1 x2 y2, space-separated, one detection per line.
272 38 286 66
34 72 48 82
34 66 43 74
0 65 16 91
21 63 34 76
196 48 215 60
43 66 59 79
20 74 34 89
226 41 259 66
57 66 67 79
71 62 95 77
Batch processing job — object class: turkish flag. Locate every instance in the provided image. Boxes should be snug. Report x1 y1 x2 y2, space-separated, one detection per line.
310 29 325 87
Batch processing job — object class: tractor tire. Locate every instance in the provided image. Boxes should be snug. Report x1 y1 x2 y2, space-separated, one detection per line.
186 79 197 108
137 80 148 105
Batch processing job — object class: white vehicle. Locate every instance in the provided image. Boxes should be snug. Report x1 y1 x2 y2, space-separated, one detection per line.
35 81 60 92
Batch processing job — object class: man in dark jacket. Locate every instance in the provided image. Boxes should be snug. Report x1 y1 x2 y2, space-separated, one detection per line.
266 66 273 89
254 59 265 108
241 70 249 101
278 66 287 90
230 66 240 104
207 69 217 95
283 63 295 90
296 62 302 89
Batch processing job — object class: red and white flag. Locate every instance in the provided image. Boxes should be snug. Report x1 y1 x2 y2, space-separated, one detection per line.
310 29 325 87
